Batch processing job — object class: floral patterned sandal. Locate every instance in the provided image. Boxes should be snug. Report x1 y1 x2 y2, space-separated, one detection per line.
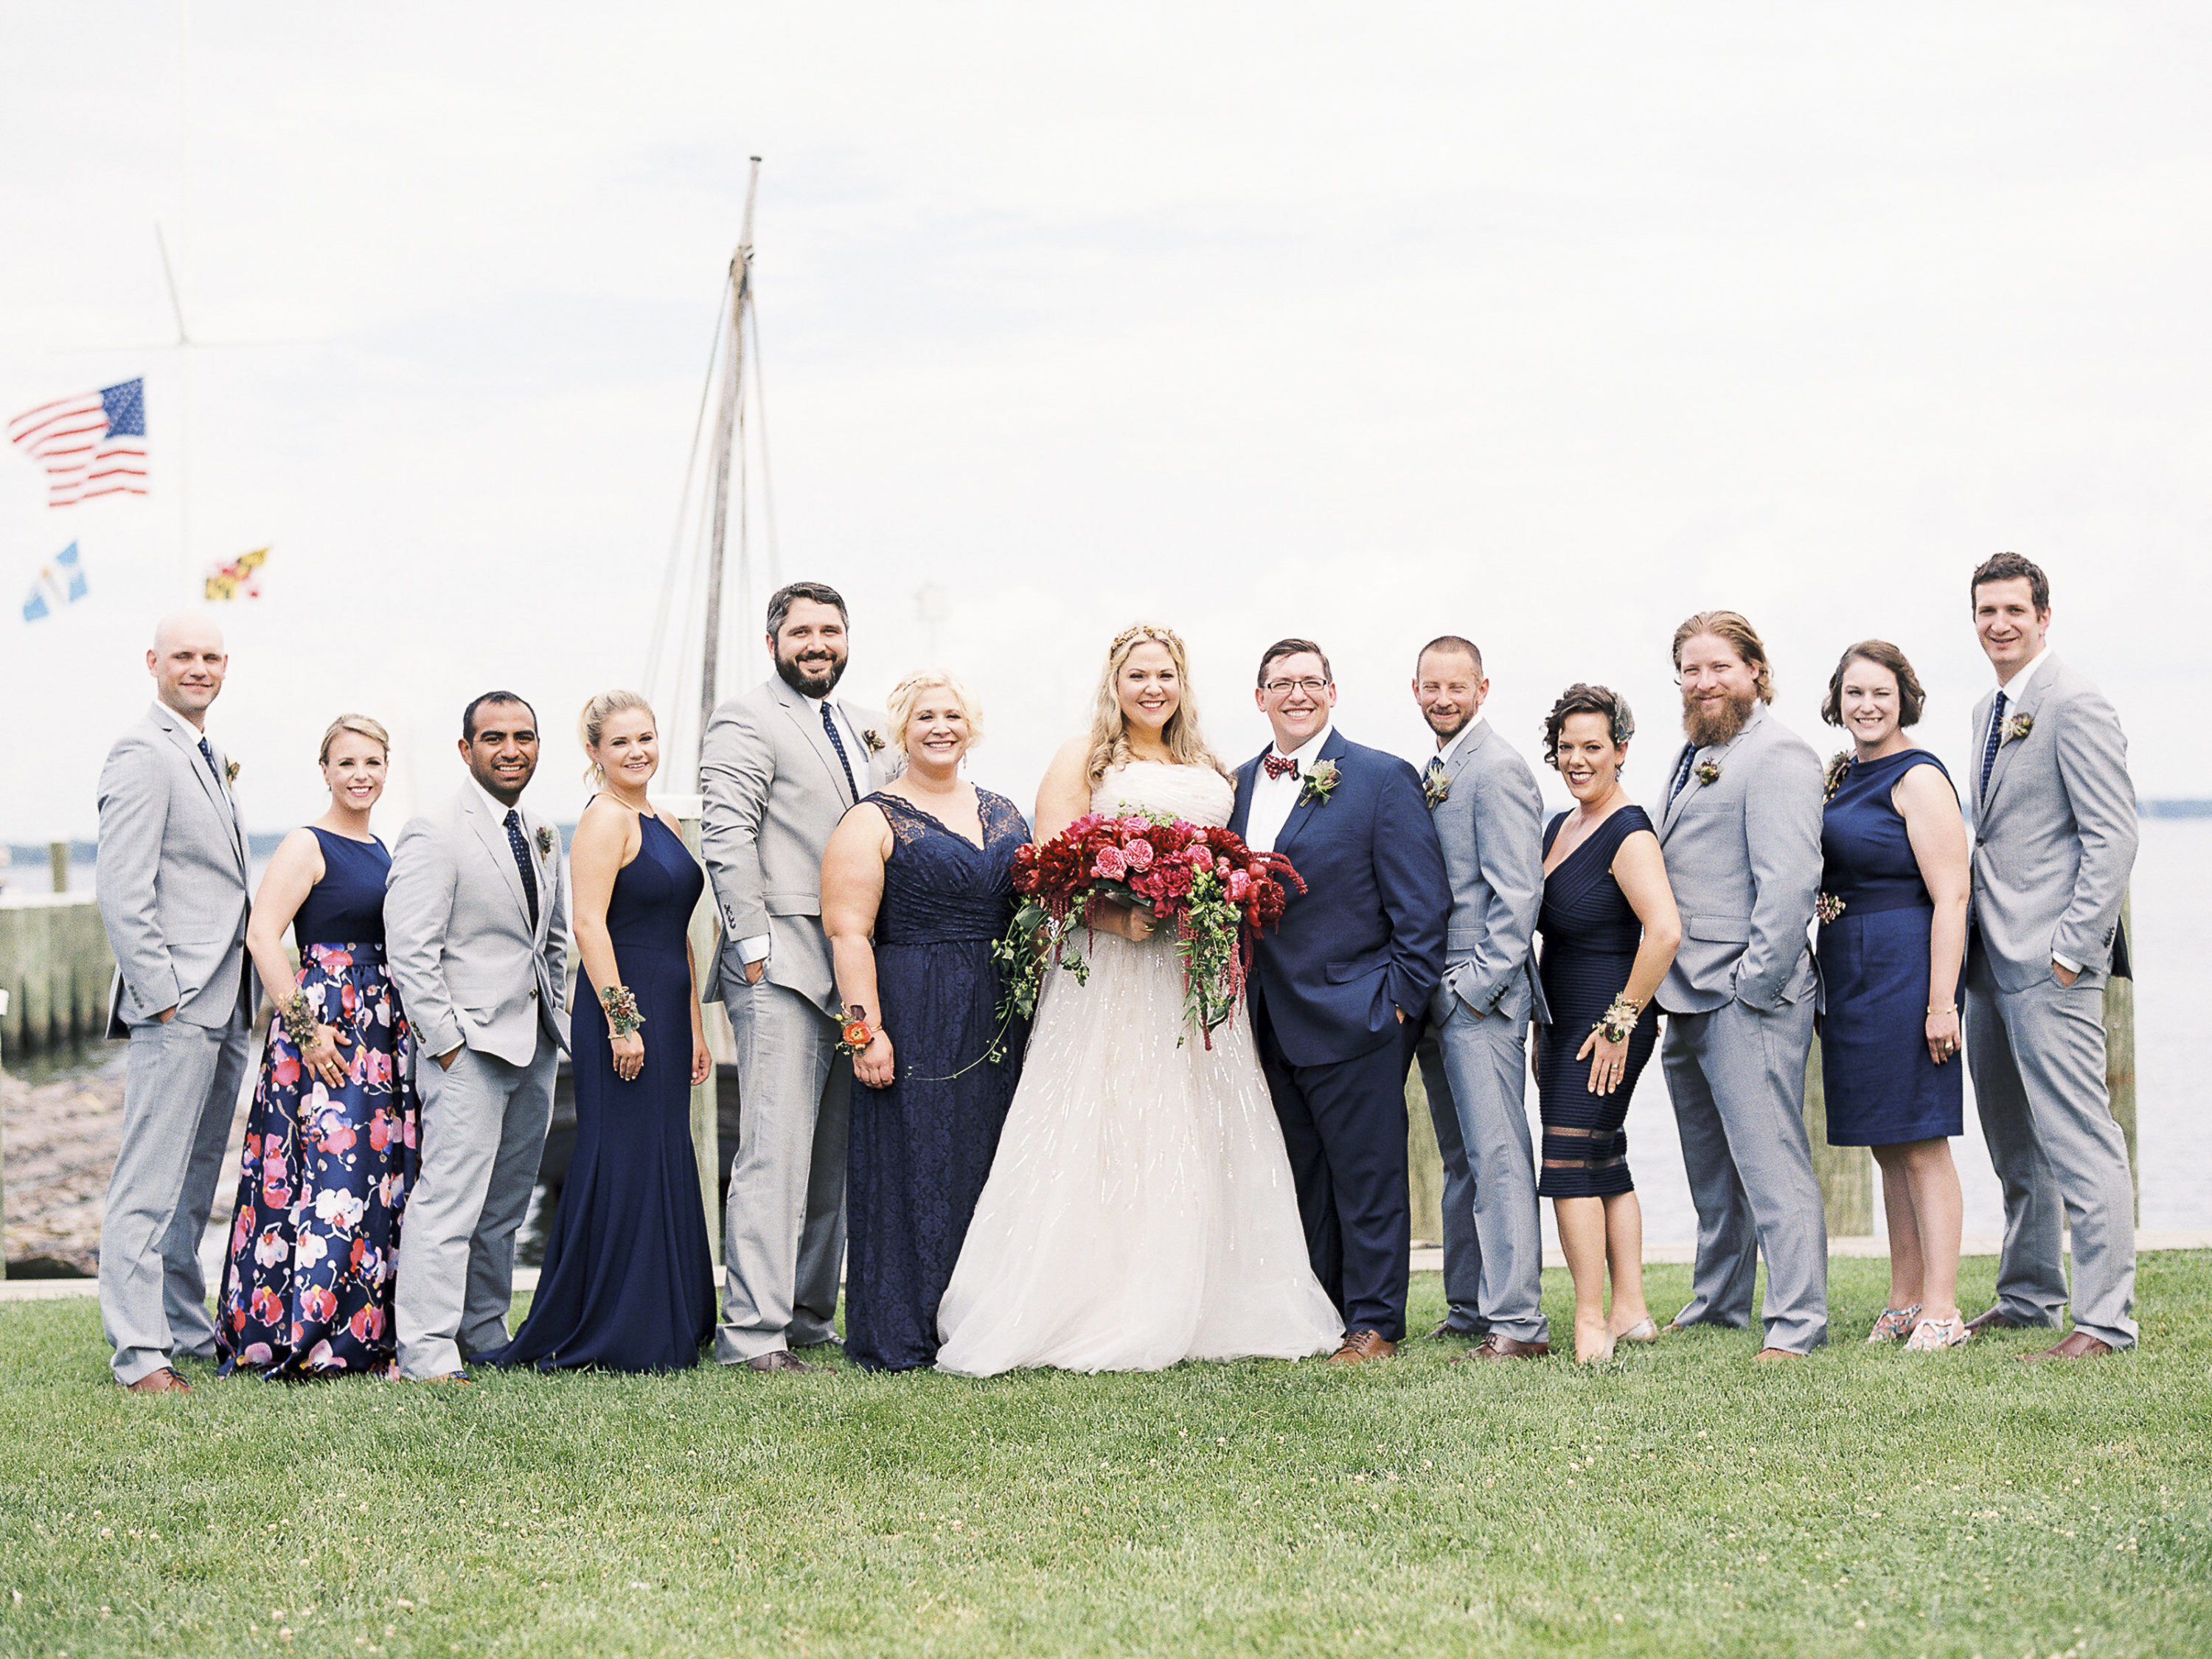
1903 1315 1972 1352
1866 1304 1922 1344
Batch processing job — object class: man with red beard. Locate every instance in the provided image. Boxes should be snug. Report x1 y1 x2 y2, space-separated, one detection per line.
1654 612 1829 1359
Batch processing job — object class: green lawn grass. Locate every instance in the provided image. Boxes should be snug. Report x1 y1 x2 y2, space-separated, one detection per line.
3 1253 2209 1658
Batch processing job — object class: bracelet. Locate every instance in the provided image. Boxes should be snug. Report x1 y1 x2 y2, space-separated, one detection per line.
279 988 321 1050
1927 1004 1957 1017
599 984 645 1039
836 1006 880 1057
1591 994 1643 1046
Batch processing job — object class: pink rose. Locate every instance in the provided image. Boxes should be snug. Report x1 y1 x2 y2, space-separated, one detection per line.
1124 838 1155 872
1228 871 1253 902
1093 846 1127 880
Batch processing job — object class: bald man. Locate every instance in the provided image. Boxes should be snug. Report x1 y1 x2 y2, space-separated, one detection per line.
94 613 255 1392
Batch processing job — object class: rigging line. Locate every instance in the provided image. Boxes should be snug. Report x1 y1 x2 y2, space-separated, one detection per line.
736 285 751 691
643 274 733 695
747 287 780 589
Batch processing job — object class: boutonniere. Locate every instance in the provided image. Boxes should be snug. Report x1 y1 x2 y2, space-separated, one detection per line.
1422 769 1449 809
1814 891 1847 925
224 758 240 787
1298 759 1340 807
535 824 555 859
1694 760 1722 787
1821 750 1852 803
861 728 886 754
2003 712 2034 745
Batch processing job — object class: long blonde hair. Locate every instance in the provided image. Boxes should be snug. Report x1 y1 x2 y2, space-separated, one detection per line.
1084 623 1228 783
578 689 655 786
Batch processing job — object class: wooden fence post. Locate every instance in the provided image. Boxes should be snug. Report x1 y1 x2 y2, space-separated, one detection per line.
49 841 69 894
1803 1039 1874 1237
1403 1063 1445 1248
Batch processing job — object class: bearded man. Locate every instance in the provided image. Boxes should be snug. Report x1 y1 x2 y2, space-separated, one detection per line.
1653 611 1829 1359
700 581 888 1371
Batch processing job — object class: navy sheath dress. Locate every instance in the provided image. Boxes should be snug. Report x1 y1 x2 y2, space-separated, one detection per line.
1816 748 1964 1147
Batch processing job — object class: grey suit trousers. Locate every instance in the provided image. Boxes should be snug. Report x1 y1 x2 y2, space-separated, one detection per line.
394 1039 557 1378
714 978 851 1362
1415 1004 1548 1343
1965 949 2137 1347
1662 997 1829 1352
100 1011 252 1384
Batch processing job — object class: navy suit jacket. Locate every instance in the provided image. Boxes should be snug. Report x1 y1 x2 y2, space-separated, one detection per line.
1229 728 1449 1068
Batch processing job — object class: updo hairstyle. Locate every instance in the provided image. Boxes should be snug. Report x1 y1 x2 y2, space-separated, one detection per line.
578 689 655 785
1820 640 1926 729
1542 684 1635 772
318 714 391 765
885 670 984 755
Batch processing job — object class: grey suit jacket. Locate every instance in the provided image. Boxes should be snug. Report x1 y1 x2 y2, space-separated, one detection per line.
1422 720 1548 1026
383 785 569 1068
96 700 254 1035
698 678 888 1015
1655 702 1822 1015
1969 655 2137 993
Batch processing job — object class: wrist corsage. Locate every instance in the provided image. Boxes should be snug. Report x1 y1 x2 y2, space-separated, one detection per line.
1822 750 1852 803
1815 891 1847 925
600 984 645 1039
836 1004 880 1057
1591 994 1643 1046
279 987 321 1049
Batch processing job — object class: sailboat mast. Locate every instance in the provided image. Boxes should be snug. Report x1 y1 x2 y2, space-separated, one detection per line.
698 156 762 742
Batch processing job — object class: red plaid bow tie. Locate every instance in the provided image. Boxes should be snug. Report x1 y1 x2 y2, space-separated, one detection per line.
1262 752 1298 780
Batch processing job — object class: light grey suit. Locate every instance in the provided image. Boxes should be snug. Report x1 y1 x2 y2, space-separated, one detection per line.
94 700 255 1384
1965 653 2138 1346
1655 701 1829 1352
385 783 569 1378
1412 720 1550 1343
700 676 887 1362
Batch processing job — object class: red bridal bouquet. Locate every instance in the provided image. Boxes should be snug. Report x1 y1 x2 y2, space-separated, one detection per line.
992 810 1306 1046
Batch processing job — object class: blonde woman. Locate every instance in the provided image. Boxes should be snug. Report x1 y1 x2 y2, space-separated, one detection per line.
934 625 1343 1376
820 671 1029 1370
483 692 715 1373
216 715 415 1380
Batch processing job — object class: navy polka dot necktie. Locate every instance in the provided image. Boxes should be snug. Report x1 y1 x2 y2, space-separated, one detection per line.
198 736 223 788
1979 689 2008 804
1667 745 1697 806
821 703 859 802
504 808 540 930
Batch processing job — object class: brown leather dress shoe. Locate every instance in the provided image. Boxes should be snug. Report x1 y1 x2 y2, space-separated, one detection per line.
1329 1330 1398 1363
124 1366 192 1394
1453 1332 1551 1362
1753 1347 1806 1363
744 1350 821 1374
2022 1331 2118 1363
1963 1305 2039 1335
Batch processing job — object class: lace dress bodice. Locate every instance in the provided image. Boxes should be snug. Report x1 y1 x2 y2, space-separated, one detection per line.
1091 761 1234 829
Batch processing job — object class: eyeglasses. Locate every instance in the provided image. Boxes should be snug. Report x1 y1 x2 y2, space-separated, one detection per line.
1262 677 1330 698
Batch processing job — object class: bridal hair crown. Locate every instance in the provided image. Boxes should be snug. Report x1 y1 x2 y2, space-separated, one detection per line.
1110 622 1185 657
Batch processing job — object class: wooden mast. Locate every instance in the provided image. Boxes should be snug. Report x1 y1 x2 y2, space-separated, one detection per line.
698 156 762 742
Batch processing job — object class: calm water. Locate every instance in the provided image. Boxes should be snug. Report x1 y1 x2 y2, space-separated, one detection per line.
1602 816 2207 1247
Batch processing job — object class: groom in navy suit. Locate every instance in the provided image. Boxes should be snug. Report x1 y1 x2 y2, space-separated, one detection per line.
1231 639 1448 1361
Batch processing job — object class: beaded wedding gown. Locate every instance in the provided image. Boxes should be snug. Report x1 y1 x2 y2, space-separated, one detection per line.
934 762 1343 1375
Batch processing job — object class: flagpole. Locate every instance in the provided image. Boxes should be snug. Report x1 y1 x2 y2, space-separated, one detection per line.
697 156 762 745
155 223 194 600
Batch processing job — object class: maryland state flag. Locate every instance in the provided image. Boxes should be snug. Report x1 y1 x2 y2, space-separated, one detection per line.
205 546 268 601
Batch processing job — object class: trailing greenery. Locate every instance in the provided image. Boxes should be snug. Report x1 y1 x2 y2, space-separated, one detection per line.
4 1253 2209 1658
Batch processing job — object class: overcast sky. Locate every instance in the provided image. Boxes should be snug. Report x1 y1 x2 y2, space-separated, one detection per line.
6 3 2206 844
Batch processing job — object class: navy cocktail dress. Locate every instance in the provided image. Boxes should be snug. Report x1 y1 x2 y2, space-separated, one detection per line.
845 790 1029 1371
1534 805 1660 1200
486 811 714 1371
218 827 417 1379
1817 748 1964 1147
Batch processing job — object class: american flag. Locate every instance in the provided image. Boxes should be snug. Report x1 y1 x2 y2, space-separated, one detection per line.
7 378 149 505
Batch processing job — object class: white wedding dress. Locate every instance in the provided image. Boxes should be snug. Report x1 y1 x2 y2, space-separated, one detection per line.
934 762 1343 1375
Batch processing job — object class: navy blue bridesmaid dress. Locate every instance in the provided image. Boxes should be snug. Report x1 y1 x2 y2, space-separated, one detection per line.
1817 748 1964 1147
845 790 1029 1371
486 811 714 1371
218 827 417 1379
1533 805 1660 1200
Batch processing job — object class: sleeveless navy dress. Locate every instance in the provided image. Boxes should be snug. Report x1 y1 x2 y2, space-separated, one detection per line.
845 790 1029 1371
1534 806 1660 1200
1817 748 1964 1146
218 828 417 1379
486 812 714 1371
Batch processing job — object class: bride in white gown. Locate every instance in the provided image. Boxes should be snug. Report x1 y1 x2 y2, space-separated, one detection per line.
935 624 1343 1375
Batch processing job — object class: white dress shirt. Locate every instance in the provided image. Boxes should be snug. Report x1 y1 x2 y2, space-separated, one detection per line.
1245 722 1332 855
1989 646 2076 973
737 693 870 967
1433 720 1478 770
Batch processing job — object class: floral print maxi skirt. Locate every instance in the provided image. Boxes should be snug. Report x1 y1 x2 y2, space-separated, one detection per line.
216 942 418 1379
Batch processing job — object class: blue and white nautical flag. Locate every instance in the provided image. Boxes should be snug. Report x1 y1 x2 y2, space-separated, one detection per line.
23 542 89 622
